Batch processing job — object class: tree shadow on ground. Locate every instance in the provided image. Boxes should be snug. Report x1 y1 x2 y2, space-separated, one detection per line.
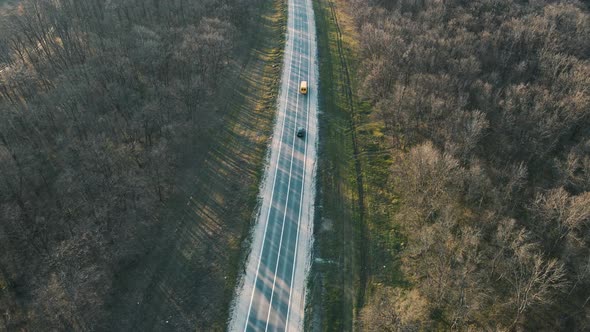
100 1 286 330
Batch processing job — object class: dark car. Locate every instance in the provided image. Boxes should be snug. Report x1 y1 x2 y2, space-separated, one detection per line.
297 128 305 138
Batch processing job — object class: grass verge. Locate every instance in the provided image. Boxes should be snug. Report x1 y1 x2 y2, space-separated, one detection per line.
99 0 288 330
307 0 360 330
308 0 405 330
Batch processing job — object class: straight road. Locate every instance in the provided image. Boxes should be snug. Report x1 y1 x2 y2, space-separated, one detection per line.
229 0 318 330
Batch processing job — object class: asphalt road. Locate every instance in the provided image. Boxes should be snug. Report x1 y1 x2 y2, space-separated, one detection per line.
229 0 318 330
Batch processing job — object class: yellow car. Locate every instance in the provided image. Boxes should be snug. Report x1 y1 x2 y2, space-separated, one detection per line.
300 81 308 94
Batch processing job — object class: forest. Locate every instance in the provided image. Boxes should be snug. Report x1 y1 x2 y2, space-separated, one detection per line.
348 0 590 330
0 0 263 329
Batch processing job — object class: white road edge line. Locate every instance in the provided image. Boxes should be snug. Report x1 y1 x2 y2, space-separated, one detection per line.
264 52 303 332
243 1 298 329
285 0 314 329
